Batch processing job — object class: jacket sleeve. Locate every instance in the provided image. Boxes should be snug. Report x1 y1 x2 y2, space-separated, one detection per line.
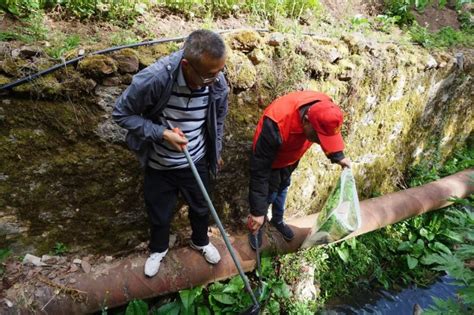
327 151 345 163
216 76 229 157
249 118 282 216
112 66 167 143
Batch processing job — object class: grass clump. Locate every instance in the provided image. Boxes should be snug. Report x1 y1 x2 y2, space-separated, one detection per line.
409 24 474 48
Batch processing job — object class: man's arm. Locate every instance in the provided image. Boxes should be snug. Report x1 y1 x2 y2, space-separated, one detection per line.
215 74 229 159
249 118 282 217
327 151 351 168
112 66 167 143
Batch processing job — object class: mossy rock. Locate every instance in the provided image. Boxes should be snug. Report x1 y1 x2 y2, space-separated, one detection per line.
137 43 180 68
78 55 118 78
55 68 97 98
12 74 63 98
227 30 262 53
226 51 257 90
0 58 27 77
113 48 140 74
0 74 10 86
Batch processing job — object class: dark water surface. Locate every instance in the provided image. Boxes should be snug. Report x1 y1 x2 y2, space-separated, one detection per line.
322 275 460 315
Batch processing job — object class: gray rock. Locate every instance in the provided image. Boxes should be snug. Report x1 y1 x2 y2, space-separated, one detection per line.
114 53 139 74
169 234 177 248
328 48 342 64
19 45 44 58
73 258 82 264
81 260 91 273
248 49 266 65
426 55 438 69
11 49 20 59
41 255 59 263
23 254 47 267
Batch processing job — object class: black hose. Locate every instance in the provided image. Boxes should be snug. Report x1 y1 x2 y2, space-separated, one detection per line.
0 35 189 91
0 28 325 91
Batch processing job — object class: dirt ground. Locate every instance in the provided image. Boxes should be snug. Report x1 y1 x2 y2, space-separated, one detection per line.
412 3 461 31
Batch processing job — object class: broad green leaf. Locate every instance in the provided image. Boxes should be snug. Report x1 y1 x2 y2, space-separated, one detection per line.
223 276 244 293
211 293 236 305
197 305 211 315
179 286 202 310
397 241 412 252
419 228 428 239
407 255 418 269
432 242 451 255
412 239 425 257
442 230 463 242
154 301 180 315
125 300 148 315
456 244 474 260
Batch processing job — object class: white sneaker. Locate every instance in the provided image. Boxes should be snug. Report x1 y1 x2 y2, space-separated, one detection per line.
144 249 168 277
190 241 221 264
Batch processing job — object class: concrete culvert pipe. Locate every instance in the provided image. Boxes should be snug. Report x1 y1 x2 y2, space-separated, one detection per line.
3 169 473 314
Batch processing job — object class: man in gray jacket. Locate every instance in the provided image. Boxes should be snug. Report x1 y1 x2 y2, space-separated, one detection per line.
113 30 229 277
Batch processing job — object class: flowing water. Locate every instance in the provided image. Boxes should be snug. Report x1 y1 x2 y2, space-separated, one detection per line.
322 275 460 314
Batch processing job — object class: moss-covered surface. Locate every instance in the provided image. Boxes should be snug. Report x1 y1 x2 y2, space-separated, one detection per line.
0 98 146 254
1 31 473 255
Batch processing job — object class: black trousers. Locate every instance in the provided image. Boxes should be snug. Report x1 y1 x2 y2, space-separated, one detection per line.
144 157 210 253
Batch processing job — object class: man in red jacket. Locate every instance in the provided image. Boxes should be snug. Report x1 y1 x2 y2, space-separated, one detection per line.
247 91 351 249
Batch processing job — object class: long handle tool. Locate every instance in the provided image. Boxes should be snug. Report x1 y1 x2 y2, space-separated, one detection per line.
174 130 260 314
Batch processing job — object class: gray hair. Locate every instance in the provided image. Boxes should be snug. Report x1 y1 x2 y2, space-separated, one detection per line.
183 30 226 63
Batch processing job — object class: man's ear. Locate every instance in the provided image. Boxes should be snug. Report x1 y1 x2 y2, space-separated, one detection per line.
181 59 188 67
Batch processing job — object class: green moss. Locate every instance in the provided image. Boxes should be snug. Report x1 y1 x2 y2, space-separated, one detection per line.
225 51 257 90
229 30 262 52
12 74 63 97
0 74 10 85
78 55 118 77
0 58 27 77
137 43 180 67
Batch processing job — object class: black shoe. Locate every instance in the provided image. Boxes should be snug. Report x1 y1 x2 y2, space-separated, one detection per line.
270 219 294 241
248 228 263 250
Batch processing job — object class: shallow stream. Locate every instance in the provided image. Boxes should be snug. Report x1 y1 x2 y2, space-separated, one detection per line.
323 275 460 314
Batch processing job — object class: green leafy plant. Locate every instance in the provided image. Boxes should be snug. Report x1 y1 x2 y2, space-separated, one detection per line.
125 299 148 315
45 34 81 59
0 248 12 276
53 242 69 255
422 201 474 314
409 24 474 48
154 286 210 315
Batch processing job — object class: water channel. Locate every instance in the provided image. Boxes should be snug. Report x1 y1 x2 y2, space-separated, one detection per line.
323 275 460 314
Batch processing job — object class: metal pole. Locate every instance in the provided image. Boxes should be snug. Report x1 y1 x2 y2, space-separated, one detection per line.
182 148 259 307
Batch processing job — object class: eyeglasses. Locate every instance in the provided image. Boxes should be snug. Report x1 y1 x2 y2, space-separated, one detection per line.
187 62 221 84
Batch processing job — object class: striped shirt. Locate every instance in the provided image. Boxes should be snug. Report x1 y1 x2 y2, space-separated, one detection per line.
148 66 209 170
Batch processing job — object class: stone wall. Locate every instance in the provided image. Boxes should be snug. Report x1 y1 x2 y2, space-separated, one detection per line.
0 30 472 254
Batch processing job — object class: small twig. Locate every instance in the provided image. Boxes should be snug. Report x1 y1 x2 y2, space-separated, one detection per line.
40 291 57 312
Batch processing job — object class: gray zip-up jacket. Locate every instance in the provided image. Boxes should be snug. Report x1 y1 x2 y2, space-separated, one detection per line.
112 50 229 175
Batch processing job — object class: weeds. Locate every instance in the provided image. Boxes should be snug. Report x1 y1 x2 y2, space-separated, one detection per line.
45 34 81 59
53 242 69 255
409 24 474 48
0 11 48 43
0 248 12 276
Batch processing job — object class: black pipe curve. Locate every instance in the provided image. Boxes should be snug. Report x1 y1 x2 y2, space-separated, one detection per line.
0 28 327 91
